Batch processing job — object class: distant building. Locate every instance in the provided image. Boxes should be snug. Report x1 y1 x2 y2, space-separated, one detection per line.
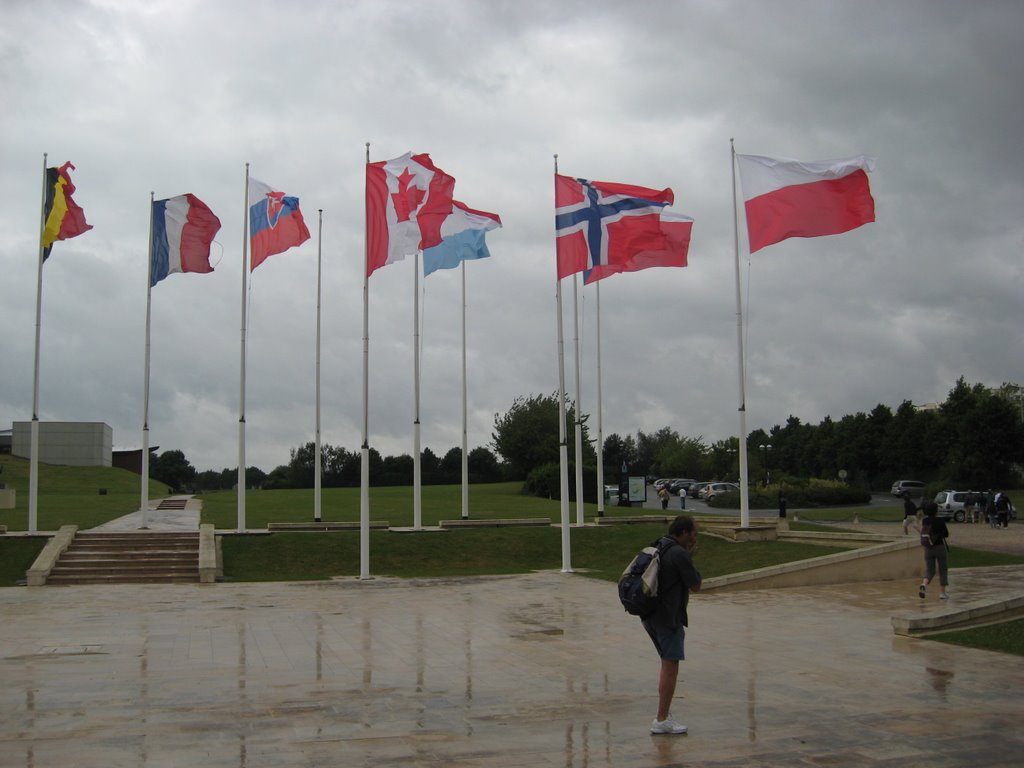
0 428 11 454
11 422 113 467
112 447 160 475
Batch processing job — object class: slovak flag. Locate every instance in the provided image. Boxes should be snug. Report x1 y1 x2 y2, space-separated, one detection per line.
150 194 222 286
583 211 693 284
554 175 674 280
366 152 456 277
736 154 876 253
422 201 502 277
248 178 310 270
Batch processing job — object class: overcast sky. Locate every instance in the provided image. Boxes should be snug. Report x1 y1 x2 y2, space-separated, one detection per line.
2 0 1023 474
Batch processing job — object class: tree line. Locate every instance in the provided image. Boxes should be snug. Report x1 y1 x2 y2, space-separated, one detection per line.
149 378 1023 496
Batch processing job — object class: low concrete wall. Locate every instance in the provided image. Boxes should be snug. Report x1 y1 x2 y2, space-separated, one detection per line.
779 530 896 548
892 593 1024 636
702 538 922 593
440 518 550 529
26 525 78 586
199 524 217 584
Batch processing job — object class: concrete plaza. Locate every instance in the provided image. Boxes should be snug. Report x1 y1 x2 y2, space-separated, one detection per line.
2 562 1023 767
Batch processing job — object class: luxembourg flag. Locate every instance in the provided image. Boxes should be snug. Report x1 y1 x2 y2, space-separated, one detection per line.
422 201 502 276
366 152 456 277
736 154 876 253
150 194 222 286
248 178 310 270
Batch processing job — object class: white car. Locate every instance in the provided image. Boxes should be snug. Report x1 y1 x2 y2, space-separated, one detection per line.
701 482 739 501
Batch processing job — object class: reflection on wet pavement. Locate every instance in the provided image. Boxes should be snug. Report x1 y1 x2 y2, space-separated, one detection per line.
1 568 1022 767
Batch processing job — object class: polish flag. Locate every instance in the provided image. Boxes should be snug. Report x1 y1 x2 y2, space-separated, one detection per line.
736 154 876 253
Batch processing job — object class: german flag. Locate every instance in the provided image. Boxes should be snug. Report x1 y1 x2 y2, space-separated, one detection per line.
42 161 92 260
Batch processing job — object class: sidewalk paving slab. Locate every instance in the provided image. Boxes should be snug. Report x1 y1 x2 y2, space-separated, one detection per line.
2 566 1023 767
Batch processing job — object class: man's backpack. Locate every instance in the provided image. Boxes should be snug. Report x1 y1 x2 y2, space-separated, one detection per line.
618 538 675 618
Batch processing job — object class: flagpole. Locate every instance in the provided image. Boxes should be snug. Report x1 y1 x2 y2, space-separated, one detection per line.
460 260 469 519
314 209 323 523
572 273 585 526
141 192 154 529
238 163 249 532
595 280 605 517
360 143 371 579
554 154 572 572
731 139 751 528
29 153 48 534
413 251 423 530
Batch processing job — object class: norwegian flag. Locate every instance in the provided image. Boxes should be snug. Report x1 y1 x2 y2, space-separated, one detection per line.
554 175 674 280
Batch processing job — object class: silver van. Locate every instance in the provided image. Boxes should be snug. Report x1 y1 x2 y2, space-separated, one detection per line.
891 480 925 498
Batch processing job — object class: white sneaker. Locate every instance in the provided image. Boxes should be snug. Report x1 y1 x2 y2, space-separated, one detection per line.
651 715 688 734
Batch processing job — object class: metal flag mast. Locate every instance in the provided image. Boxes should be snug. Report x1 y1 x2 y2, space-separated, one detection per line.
553 154 573 572
28 153 48 534
359 143 372 579
730 139 751 529
460 259 470 519
413 250 423 530
238 163 249 532
595 280 605 517
141 192 155 529
572 272 585 527
314 209 323 523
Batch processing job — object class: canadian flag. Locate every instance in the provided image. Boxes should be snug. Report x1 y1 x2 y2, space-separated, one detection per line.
736 154 876 253
365 152 455 277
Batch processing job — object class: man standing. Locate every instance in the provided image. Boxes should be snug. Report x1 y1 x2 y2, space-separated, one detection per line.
643 515 702 735
901 492 918 535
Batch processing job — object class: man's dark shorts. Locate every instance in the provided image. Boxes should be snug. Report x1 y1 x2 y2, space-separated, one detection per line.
642 619 685 661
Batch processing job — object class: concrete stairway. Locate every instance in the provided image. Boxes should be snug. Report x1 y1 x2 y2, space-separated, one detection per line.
47 531 201 585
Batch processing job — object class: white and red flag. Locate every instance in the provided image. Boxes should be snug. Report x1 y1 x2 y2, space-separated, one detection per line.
365 152 456 277
554 174 674 280
736 154 876 253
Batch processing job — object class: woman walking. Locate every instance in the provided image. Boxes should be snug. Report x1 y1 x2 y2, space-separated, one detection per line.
915 501 950 600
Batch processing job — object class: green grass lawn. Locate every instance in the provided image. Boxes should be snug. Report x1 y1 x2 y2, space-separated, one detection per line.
0 537 48 586
928 619 1024 656
220 523 844 582
0 454 170 532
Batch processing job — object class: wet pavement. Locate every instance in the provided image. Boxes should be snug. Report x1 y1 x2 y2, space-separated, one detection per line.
2 565 1023 767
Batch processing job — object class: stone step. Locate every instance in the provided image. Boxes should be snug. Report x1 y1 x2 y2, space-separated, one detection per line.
46 573 199 585
48 531 201 585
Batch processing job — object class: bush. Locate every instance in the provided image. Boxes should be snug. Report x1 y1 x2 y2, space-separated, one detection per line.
709 482 871 509
525 462 598 502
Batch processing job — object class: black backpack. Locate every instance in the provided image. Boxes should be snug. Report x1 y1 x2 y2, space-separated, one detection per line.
920 518 938 547
618 537 676 618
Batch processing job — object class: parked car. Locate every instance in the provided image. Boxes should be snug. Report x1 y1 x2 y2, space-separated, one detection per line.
688 481 711 498
653 478 672 491
701 482 739 501
669 478 696 495
933 490 970 523
891 480 925 498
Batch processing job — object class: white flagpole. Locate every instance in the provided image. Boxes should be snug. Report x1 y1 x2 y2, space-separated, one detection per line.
731 139 751 528
29 153 48 534
572 273 585 526
595 280 605 517
413 252 423 530
460 260 469 519
141 192 154 529
314 209 323 523
554 155 572 572
238 163 249 532
360 143 371 579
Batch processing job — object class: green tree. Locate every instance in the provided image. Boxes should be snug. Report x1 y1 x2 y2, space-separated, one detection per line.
151 449 196 491
492 393 592 479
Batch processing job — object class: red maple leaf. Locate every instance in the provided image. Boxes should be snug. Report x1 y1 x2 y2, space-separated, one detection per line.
391 168 425 222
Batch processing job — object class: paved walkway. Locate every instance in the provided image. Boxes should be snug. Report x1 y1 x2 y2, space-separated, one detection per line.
3 565 1023 767
88 496 200 532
